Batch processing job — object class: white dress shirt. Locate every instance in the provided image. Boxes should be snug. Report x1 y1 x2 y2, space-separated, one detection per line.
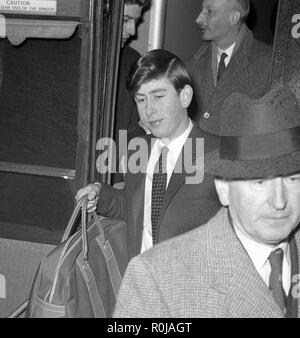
233 224 291 296
217 42 236 69
141 119 193 253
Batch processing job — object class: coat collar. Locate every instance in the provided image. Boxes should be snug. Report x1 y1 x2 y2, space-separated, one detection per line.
129 170 146 257
207 208 300 317
216 25 254 89
293 230 300 317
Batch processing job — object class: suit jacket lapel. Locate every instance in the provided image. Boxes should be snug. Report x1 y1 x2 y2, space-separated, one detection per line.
156 125 198 226
226 245 284 318
129 135 153 256
129 171 146 256
293 229 300 317
208 209 284 317
203 45 216 107
215 26 253 92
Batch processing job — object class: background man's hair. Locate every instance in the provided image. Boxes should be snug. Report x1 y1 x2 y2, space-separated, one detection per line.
126 49 192 95
125 0 151 9
233 0 250 24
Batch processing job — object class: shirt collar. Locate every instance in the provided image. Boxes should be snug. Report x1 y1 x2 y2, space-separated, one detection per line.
213 23 248 61
233 222 289 271
156 119 193 158
217 42 236 61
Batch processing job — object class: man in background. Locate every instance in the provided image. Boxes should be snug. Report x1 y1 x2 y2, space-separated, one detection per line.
188 0 273 134
115 0 151 142
112 0 151 184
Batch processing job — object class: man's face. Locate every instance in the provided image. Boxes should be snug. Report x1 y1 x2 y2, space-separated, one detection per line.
122 4 143 47
134 78 191 144
196 0 235 45
215 174 300 245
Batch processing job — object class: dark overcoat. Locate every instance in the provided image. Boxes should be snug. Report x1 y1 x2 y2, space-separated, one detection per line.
188 26 273 134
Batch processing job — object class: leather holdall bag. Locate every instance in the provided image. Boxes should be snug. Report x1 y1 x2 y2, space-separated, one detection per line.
25 195 128 318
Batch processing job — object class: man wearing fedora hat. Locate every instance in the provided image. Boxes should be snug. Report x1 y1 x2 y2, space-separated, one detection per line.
113 84 300 318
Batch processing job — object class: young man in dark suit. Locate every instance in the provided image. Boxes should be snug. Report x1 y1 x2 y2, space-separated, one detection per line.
114 82 300 318
76 49 220 260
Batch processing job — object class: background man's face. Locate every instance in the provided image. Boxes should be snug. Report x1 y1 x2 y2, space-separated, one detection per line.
196 0 234 45
122 4 143 47
215 174 300 245
134 78 190 144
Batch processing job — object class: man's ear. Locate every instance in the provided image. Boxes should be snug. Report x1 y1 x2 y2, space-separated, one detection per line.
214 178 230 207
180 85 193 108
230 10 241 25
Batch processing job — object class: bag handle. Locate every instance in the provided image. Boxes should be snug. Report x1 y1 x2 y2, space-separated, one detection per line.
61 195 88 243
62 195 89 262
7 300 28 318
8 195 93 316
48 196 90 302
81 197 89 263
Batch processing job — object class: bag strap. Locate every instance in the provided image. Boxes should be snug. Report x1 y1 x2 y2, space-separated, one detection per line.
76 252 106 317
7 300 28 318
92 212 122 296
61 195 88 243
7 195 94 316
48 196 90 302
80 198 89 263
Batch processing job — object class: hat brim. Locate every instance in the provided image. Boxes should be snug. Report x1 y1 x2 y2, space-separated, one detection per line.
205 149 300 179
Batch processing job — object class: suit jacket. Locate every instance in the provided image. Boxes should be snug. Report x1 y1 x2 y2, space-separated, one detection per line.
114 207 300 318
187 25 273 134
98 123 220 259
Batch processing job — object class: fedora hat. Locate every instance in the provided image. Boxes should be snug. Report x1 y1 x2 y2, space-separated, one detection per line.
205 84 300 179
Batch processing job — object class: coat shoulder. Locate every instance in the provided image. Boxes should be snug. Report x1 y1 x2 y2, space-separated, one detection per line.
188 42 211 70
252 39 273 61
120 46 141 70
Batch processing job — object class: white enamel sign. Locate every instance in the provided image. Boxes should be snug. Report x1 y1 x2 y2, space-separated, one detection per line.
0 0 57 15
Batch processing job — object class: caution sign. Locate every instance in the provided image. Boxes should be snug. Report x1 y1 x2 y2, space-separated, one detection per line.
270 0 300 87
0 0 57 15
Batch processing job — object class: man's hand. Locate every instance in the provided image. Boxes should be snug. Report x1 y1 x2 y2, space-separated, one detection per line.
75 183 102 213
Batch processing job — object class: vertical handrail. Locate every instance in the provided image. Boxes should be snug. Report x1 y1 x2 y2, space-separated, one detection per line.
148 0 168 50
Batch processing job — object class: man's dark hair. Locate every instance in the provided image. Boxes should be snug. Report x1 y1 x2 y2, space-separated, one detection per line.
233 0 250 23
127 49 192 95
125 0 151 9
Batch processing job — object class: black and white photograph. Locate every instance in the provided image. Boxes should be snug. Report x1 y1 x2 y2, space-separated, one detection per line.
0 0 299 325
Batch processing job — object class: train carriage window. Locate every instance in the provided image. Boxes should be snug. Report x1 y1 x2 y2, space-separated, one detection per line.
0 0 124 244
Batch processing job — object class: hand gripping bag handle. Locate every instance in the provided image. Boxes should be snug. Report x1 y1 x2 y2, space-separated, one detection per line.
47 195 90 303
48 196 111 316
61 194 89 243
7 195 90 317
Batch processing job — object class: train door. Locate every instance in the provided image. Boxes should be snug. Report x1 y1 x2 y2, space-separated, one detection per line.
0 0 123 316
